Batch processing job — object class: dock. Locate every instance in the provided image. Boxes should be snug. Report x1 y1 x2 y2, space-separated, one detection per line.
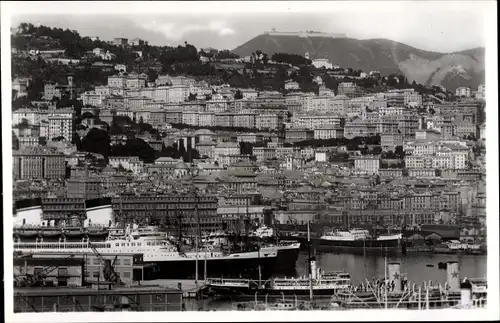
14 285 184 312
140 279 207 298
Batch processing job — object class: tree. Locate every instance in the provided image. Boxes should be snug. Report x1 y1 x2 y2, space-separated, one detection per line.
147 69 158 83
79 128 111 159
395 146 405 159
188 92 197 101
234 90 243 100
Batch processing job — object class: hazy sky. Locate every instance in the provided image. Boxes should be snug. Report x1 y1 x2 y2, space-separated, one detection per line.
7 1 490 53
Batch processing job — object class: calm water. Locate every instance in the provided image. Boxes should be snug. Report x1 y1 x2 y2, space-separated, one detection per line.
295 251 487 284
185 251 487 310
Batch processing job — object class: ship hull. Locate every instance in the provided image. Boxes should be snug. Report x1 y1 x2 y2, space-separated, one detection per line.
205 285 344 296
145 255 277 281
274 247 300 274
312 238 403 255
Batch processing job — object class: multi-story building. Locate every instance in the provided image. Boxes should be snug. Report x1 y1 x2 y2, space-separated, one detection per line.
291 114 343 130
437 102 481 124
375 117 399 134
125 96 153 110
379 105 405 116
13 147 66 180
112 37 128 46
108 74 127 88
313 125 344 139
165 110 183 124
103 96 125 110
43 82 62 100
233 111 257 129
236 133 264 143
18 136 40 149
110 194 220 231
13 109 48 126
380 133 403 151
48 109 74 141
343 118 377 139
454 123 477 139
354 156 381 174
167 85 190 102
182 109 200 126
81 91 105 107
126 74 147 89
128 38 145 47
12 78 29 97
214 112 235 128
253 147 277 162
404 141 470 170
404 91 423 107
455 87 471 98
285 129 314 143
299 95 347 115
311 58 333 69
253 113 276 130
284 81 300 90
214 142 240 160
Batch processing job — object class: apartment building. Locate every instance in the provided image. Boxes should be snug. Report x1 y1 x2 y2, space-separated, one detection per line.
380 133 403 151
354 156 381 174
285 129 314 143
13 109 48 126
314 125 344 139
291 114 343 130
48 109 74 141
343 118 377 139
13 147 66 180
255 113 279 130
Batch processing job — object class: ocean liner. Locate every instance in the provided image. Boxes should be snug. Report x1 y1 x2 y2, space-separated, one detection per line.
13 226 279 280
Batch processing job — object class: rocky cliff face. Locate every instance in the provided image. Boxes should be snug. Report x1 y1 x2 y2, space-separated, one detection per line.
233 34 485 90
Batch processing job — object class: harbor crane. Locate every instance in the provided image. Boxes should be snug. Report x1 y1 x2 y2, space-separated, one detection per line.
88 241 124 285
13 251 75 287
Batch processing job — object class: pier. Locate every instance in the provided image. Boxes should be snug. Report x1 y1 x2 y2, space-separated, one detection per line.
141 279 208 299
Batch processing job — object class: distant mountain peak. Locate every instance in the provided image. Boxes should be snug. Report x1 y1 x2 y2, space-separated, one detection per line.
232 33 485 90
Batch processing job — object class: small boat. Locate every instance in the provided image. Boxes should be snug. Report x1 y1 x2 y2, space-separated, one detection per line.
426 264 434 268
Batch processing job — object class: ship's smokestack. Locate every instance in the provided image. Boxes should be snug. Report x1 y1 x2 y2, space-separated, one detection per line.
342 211 350 230
446 261 460 291
388 262 402 291
460 279 472 307
310 257 317 280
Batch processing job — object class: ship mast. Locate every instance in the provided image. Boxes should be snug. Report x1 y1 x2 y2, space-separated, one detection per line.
307 221 313 301
195 190 199 285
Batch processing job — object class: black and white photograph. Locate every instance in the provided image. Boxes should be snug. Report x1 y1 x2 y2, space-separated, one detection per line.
1 1 498 321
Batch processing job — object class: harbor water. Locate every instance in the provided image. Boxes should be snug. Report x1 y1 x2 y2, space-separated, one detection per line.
294 251 487 284
186 251 487 311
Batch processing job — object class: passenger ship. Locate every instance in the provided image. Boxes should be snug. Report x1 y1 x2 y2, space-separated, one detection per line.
13 226 279 280
314 228 403 254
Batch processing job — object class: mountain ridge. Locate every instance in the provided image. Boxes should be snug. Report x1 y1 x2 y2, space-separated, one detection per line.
232 34 485 90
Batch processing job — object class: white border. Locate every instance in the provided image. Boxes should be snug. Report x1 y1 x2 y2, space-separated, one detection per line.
2 1 498 322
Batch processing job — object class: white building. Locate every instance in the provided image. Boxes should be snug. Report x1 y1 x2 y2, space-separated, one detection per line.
311 58 333 70
354 156 381 174
284 80 300 90
292 114 342 130
455 87 471 98
48 109 74 141
314 125 344 139
81 91 105 107
315 151 327 162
